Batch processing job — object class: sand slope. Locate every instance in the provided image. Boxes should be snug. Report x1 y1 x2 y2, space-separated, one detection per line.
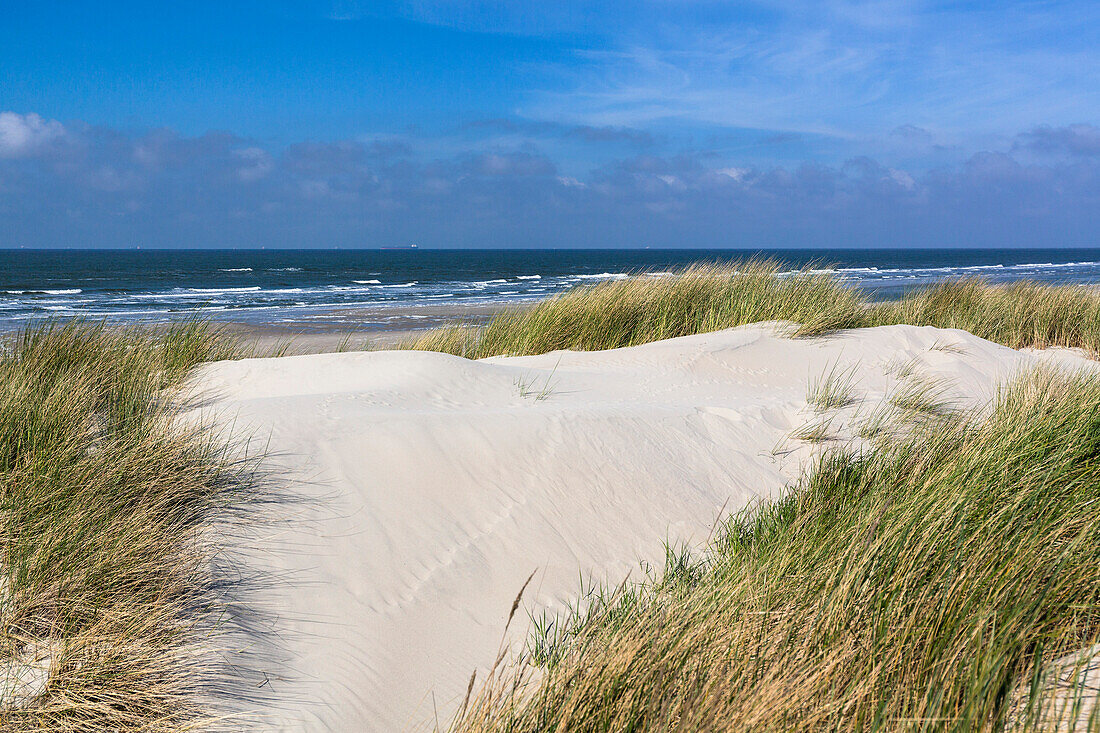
187 324 1094 731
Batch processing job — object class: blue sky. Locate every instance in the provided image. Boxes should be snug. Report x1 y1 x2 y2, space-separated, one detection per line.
1 0 1098 248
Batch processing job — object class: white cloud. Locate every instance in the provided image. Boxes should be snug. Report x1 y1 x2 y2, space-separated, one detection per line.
716 167 750 181
0 112 66 158
2 113 1097 248
557 175 586 188
888 168 916 190
232 147 274 182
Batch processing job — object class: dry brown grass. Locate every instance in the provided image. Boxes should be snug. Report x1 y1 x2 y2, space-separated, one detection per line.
0 320 259 731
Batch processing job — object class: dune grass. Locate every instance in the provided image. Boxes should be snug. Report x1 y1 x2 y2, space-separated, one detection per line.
868 279 1100 354
404 262 867 358
806 361 860 411
404 264 1100 359
0 320 253 731
454 367 1100 732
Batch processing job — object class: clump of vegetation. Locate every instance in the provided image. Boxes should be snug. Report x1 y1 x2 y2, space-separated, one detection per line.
869 279 1100 353
0 320 254 731
454 367 1100 731
806 361 860 411
405 266 1100 359
405 262 867 358
790 417 839 444
887 376 955 420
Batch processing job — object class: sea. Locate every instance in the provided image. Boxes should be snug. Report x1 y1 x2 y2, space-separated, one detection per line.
3 248 1100 332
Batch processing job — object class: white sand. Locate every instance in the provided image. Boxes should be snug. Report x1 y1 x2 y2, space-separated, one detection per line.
186 324 1095 731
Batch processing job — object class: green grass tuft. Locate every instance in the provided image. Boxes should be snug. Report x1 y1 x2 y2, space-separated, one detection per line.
868 279 1100 353
0 320 256 731
404 262 867 358
807 362 861 411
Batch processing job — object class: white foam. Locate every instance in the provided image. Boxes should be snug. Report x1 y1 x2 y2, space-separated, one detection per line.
5 289 83 295
573 272 629 280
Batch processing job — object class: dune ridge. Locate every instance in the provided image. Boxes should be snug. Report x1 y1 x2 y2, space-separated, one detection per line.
186 323 1097 731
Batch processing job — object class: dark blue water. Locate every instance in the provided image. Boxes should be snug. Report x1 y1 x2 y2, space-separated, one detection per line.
3 249 1100 330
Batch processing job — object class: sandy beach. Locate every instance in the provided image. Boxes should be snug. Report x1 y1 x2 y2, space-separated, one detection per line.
184 323 1097 731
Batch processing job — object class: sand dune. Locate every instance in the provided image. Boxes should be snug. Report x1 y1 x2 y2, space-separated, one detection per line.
185 324 1095 731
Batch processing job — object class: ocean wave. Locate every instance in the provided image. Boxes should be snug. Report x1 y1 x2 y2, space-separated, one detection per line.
471 279 508 286
323 286 381 294
516 275 542 280
131 286 263 300
5 288 83 295
268 267 302 272
187 286 262 293
219 268 253 272
808 262 1099 278
573 273 629 280
1011 260 1098 269
354 280 382 284
380 282 418 288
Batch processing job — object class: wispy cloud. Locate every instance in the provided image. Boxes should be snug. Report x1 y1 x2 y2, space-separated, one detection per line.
461 118 656 147
509 1 1100 149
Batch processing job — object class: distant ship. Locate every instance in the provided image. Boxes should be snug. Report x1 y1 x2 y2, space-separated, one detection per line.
380 244 419 250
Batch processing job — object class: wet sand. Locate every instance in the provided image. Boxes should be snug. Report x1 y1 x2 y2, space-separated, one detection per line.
209 302 508 354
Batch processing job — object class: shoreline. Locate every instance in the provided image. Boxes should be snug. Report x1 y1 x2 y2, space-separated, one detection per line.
0 301 511 355
211 301 509 353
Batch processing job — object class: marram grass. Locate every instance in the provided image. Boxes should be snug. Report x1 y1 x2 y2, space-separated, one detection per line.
404 262 867 358
867 278 1100 353
405 263 1100 358
0 320 255 731
453 367 1100 732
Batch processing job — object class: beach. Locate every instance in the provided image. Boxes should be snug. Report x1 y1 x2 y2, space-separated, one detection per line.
184 322 1097 730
